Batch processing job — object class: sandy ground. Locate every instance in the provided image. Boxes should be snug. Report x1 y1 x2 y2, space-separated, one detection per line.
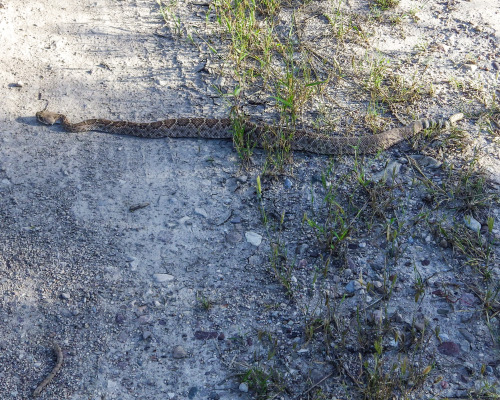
1 0 499 399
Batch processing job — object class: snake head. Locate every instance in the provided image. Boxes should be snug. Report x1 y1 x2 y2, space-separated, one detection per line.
36 111 61 125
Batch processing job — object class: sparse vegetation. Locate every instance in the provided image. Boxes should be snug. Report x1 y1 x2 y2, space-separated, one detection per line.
371 0 400 12
156 0 499 398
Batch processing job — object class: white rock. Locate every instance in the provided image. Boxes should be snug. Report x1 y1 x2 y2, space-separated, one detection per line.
239 382 249 392
245 231 262 246
373 161 401 184
194 207 208 218
464 215 481 232
153 273 174 283
463 63 478 73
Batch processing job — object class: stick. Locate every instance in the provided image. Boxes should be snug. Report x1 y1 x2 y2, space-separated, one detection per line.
33 342 63 397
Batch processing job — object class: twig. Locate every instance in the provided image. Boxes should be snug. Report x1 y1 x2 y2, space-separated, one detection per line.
129 202 150 212
296 371 335 399
33 342 63 397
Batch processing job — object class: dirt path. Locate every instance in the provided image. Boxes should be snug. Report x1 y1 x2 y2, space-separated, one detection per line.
2 1 266 398
1 0 499 399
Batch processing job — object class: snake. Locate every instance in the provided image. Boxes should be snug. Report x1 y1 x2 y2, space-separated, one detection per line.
36 110 464 154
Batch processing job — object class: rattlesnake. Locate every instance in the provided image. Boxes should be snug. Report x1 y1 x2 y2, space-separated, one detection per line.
36 111 463 154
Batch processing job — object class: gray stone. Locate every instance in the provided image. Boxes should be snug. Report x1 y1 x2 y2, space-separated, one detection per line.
464 215 481 232
459 329 475 343
173 345 187 359
226 231 242 244
194 207 208 218
115 313 126 325
373 161 401 184
410 155 442 169
464 362 474 374
188 386 198 399
138 315 151 325
345 280 362 294
438 341 460 356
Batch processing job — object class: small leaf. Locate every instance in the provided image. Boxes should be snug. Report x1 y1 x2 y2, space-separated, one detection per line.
271 95 293 107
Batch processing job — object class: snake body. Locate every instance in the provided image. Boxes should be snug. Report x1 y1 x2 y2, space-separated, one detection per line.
36 111 463 154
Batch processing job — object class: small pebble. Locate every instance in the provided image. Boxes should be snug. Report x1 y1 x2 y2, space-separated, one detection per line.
371 309 383 324
464 215 481 232
410 155 442 169
462 63 478 72
438 341 460 357
373 161 401 184
153 273 174 283
115 313 126 325
194 331 219 340
239 382 249 393
245 231 262 246
194 207 208 218
226 231 242 244
459 329 475 343
188 386 198 399
172 345 187 359
464 362 474 374
345 280 362 294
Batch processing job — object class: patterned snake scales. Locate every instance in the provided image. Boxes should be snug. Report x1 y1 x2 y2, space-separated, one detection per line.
36 111 464 154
